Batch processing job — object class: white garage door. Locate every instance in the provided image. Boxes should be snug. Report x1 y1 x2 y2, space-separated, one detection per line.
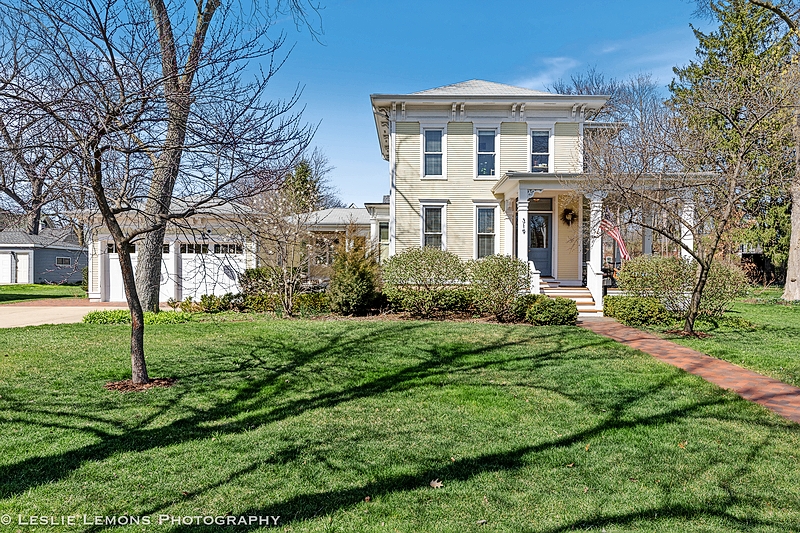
0 253 11 284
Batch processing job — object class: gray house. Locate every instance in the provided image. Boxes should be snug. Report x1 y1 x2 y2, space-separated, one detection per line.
0 228 86 284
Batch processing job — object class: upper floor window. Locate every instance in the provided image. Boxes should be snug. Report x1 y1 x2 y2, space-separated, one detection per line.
424 130 443 177
477 130 495 176
531 131 549 173
56 257 71 266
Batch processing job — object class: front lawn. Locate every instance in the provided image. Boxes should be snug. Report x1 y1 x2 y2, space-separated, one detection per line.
0 283 85 304
662 288 800 388
1 318 798 532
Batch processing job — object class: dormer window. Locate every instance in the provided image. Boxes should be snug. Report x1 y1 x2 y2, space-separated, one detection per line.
531 130 549 172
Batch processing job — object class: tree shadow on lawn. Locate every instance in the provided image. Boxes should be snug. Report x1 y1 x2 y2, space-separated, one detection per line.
0 321 794 531
153 374 785 532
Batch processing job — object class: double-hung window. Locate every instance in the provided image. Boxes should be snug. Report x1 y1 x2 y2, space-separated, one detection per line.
476 206 496 258
424 130 443 177
378 222 389 262
422 205 444 249
531 130 549 172
477 130 496 176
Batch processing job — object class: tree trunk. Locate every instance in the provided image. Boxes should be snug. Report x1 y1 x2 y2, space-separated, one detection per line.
135 121 188 312
683 262 711 334
783 179 800 300
136 223 168 312
118 245 148 384
782 108 800 300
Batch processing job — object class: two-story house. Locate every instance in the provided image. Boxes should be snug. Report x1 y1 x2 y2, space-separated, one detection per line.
371 79 610 310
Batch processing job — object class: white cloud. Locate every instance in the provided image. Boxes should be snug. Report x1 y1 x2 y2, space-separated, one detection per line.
514 57 580 92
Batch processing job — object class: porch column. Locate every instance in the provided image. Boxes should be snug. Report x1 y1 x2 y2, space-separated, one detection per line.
680 200 695 261
516 197 528 262
587 192 605 310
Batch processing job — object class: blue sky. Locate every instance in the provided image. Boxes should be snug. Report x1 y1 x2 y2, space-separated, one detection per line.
264 0 713 207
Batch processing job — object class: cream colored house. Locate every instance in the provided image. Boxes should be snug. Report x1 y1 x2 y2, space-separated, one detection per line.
370 79 611 310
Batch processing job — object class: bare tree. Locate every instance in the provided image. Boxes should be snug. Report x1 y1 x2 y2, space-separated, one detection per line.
583 65 795 333
0 38 87 235
0 0 314 383
245 157 337 316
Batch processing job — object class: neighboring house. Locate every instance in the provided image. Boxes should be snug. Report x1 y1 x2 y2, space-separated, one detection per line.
0 228 86 284
86 199 258 302
305 205 372 281
370 79 612 310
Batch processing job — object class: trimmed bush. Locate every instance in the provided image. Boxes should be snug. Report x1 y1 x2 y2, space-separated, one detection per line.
199 293 236 313
510 293 548 322
83 310 130 324
524 296 578 326
604 295 671 327
701 260 749 316
238 268 278 295
616 256 693 312
468 255 531 322
83 310 193 325
294 292 330 314
328 236 380 315
382 247 471 317
240 293 280 313
616 255 748 317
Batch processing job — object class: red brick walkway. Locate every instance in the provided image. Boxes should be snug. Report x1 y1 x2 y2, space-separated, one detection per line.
579 317 800 424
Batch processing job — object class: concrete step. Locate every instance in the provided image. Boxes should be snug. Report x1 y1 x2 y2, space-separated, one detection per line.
540 285 602 316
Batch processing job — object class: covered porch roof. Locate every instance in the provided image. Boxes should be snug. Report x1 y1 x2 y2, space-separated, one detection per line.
491 171 583 198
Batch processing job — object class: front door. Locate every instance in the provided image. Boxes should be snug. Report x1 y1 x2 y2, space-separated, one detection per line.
528 213 552 276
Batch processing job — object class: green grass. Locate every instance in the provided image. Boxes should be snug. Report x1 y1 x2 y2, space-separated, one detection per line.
0 283 85 304
1 318 799 532
660 288 800 388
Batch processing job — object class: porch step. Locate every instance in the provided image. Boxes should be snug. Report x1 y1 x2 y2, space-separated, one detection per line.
539 277 561 289
540 285 602 316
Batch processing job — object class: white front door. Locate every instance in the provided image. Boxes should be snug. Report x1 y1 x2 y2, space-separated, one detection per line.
16 253 29 283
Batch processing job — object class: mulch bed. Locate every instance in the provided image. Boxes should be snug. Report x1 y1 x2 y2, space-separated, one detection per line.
104 377 177 393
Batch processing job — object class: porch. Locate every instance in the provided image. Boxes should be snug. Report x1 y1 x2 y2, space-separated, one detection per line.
494 172 695 313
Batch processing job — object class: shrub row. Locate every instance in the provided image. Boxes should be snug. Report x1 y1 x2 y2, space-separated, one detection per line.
83 310 194 325
616 256 747 317
381 248 576 325
172 292 331 315
603 295 672 327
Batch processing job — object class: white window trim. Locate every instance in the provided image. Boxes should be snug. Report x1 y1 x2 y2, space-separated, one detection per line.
419 200 448 250
473 202 499 259
529 126 553 173
474 127 498 180
421 125 447 180
55 256 72 266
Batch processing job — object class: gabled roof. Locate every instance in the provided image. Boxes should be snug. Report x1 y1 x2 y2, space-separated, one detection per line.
0 228 82 249
411 79 554 97
307 207 370 228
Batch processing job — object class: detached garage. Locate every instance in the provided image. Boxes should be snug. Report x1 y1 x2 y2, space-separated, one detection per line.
0 229 86 284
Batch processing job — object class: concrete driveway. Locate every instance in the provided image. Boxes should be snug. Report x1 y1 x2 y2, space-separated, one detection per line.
0 299 129 328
